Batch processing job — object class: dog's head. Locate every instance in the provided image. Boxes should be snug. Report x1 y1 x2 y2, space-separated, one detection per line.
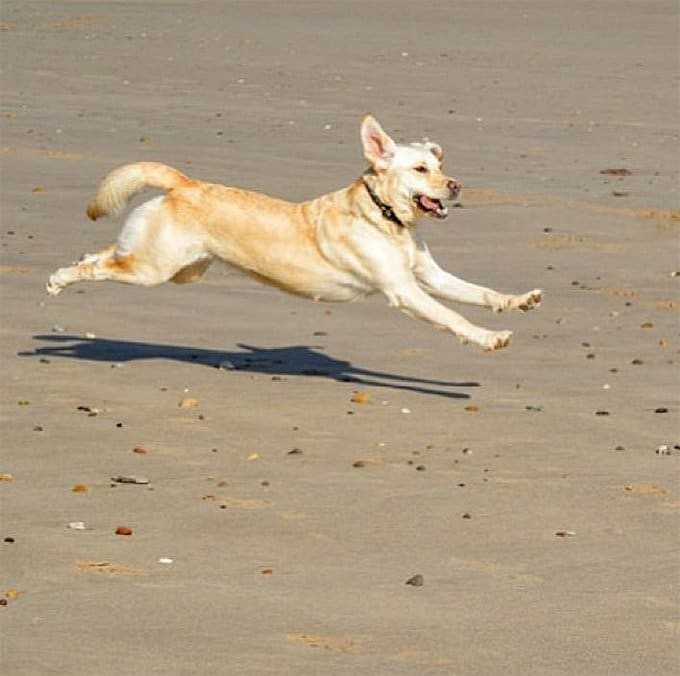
360 114 460 227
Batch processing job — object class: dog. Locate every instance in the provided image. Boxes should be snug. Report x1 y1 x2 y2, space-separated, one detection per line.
47 115 542 350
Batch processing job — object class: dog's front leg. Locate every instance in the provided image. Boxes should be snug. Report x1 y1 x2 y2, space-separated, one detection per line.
384 281 512 351
414 242 542 313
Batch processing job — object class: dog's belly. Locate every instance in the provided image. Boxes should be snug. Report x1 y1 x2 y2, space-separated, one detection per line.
244 266 372 302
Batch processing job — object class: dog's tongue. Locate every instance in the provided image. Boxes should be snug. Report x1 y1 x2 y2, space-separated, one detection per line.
419 195 440 211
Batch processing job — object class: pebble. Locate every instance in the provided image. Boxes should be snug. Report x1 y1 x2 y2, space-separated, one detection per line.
77 405 99 416
405 574 423 587
68 521 86 530
401 408 411 414
555 530 576 537
595 410 610 416
350 391 370 404
654 407 669 414
462 512 472 519
115 526 133 536
111 475 149 485
71 484 88 493
158 557 173 565
4 537 15 543
525 405 544 412
656 444 680 456
178 396 199 408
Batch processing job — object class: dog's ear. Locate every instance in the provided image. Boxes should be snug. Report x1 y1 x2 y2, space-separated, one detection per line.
361 115 396 171
425 141 444 162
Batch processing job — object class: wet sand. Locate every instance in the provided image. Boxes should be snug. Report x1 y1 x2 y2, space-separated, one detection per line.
1 2 678 674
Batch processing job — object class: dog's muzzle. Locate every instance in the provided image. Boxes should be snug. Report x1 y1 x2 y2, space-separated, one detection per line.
415 179 461 219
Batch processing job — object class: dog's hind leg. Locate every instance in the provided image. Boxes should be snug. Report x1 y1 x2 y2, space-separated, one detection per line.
47 244 153 295
47 246 213 295
47 193 213 295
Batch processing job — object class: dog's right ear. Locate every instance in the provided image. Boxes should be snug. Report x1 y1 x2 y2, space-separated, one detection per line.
361 115 396 171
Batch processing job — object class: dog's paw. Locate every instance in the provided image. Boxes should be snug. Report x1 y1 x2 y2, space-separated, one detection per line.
46 275 63 296
482 330 513 352
509 289 543 312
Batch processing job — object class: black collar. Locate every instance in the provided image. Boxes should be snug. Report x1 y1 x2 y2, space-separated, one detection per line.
362 178 405 228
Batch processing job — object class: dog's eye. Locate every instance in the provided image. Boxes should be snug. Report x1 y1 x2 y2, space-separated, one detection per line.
414 165 429 174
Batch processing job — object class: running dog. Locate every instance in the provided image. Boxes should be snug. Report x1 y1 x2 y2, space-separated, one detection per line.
47 115 542 350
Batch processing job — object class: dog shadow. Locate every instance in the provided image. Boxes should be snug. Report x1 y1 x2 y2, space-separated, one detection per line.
21 335 479 399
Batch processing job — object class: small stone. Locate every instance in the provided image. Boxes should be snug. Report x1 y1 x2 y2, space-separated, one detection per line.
462 512 472 519
640 322 654 329
0 599 7 606
68 521 86 530
615 445 625 451
4 537 15 543
132 446 148 454
555 530 576 537
525 405 544 412
624 483 667 495
287 448 303 455
260 567 274 575
352 460 366 468
0 474 13 482
115 526 133 536
111 475 149 485
631 358 643 365
405 574 423 586
350 391 371 404
654 407 669 414
415 465 426 471
464 405 479 412
178 396 199 408
158 557 173 565
401 408 411 414
71 484 88 493
595 410 610 416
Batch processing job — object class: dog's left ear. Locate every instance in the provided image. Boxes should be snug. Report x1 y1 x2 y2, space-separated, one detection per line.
425 141 444 162
361 115 396 171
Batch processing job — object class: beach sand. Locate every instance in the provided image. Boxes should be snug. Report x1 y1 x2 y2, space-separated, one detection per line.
1 2 678 674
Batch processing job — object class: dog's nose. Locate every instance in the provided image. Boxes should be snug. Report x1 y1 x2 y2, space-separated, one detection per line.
447 179 461 195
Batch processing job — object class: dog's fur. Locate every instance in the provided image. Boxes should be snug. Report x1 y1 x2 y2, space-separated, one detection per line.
47 115 542 350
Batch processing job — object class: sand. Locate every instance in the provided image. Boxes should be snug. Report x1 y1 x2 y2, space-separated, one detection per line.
1 2 678 674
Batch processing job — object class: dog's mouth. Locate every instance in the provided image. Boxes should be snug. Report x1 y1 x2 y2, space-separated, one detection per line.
415 194 448 219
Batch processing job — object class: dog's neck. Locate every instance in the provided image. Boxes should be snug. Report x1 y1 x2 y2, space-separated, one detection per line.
361 175 405 229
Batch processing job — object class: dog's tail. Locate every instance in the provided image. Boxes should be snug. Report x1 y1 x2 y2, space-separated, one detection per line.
86 161 192 221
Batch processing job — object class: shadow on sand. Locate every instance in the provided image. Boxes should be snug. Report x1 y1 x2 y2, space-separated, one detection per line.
22 334 480 399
